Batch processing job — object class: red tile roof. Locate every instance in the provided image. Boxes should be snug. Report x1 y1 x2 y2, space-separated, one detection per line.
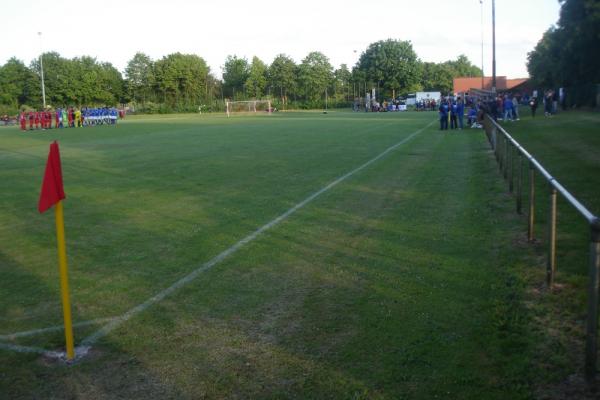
453 76 529 93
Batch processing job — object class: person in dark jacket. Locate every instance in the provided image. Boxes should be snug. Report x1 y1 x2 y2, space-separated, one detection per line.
544 90 554 116
456 97 465 129
439 99 449 130
530 97 538 118
450 101 458 129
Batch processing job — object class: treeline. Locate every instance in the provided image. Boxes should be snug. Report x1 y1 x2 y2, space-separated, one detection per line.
527 0 600 88
0 39 482 114
0 53 124 113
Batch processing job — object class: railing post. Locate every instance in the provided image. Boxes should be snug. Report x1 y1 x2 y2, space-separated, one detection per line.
517 153 523 214
508 143 514 193
503 137 509 180
585 219 600 384
498 132 503 170
495 127 500 162
547 185 558 288
528 162 535 241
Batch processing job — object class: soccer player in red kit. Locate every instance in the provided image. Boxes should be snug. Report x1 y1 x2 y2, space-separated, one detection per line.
68 108 74 127
55 109 60 128
28 112 34 130
19 111 26 131
34 111 40 129
46 111 52 129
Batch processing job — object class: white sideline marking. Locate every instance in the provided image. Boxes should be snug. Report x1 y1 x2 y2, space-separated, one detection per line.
0 341 91 362
0 317 117 341
0 342 63 358
81 120 434 347
0 119 433 359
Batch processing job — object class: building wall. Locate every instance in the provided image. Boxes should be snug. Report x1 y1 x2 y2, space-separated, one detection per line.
452 76 531 94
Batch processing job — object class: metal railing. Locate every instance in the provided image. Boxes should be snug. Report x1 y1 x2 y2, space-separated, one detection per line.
483 114 600 383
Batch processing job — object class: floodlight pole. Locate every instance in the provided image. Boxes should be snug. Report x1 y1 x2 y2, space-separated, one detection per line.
480 0 485 90
353 50 358 99
491 0 497 93
38 32 47 109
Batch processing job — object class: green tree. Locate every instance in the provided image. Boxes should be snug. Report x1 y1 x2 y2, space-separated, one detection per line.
245 56 267 98
76 56 100 105
419 56 481 94
153 53 209 110
268 54 297 105
97 62 125 104
125 52 154 105
30 54 124 106
333 64 352 102
445 54 482 78
420 62 443 92
31 52 81 106
356 39 422 98
527 28 562 88
0 57 38 108
351 68 368 97
555 0 600 85
527 0 600 87
222 55 249 100
297 51 333 103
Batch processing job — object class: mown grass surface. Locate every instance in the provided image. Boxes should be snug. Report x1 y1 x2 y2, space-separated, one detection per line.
497 110 600 276
492 110 600 399
0 110 591 398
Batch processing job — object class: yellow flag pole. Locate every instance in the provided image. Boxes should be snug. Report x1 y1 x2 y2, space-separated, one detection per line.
54 200 75 360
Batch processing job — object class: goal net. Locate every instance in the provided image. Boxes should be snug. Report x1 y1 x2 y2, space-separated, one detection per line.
225 100 272 117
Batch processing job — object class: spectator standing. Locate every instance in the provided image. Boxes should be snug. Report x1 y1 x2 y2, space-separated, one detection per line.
544 90 553 116
439 99 449 130
503 96 513 122
450 101 458 129
456 97 465 129
530 97 538 118
512 96 520 120
496 96 503 121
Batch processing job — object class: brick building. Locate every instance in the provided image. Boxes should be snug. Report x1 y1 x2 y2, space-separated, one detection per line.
453 76 530 94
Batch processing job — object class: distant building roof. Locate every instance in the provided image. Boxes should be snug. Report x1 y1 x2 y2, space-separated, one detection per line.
507 78 528 88
453 76 529 94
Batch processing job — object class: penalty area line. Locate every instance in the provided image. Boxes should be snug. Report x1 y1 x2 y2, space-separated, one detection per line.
74 119 433 349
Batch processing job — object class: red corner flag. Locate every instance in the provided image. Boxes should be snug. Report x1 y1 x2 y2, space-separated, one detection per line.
38 141 66 213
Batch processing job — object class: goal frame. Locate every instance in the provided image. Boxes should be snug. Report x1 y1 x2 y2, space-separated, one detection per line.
225 100 272 117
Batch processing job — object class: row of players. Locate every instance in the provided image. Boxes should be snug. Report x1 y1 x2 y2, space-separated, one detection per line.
19 108 120 130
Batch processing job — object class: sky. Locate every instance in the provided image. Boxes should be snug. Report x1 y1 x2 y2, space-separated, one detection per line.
0 0 561 79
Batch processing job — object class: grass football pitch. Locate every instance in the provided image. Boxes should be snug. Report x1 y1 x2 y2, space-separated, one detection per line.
1 110 599 399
